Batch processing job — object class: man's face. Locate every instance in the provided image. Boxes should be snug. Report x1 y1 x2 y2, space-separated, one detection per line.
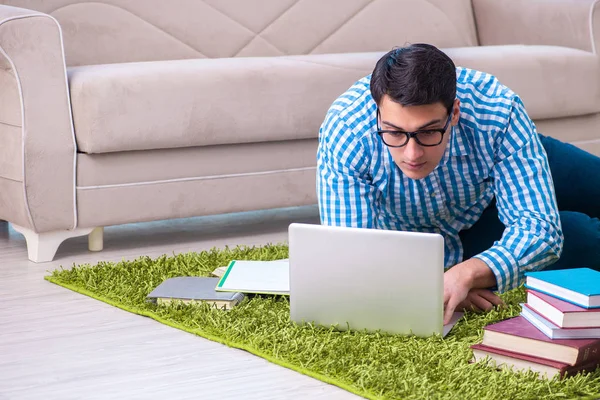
377 95 460 180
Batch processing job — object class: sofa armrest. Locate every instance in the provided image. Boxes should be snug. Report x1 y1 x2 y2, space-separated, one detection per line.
473 0 600 54
0 5 76 232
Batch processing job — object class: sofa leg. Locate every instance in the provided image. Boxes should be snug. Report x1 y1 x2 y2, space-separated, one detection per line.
88 227 104 252
11 224 94 263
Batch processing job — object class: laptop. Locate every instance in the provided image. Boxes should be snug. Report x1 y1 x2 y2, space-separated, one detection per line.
288 223 445 337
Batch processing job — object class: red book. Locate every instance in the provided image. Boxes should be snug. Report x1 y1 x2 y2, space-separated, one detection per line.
527 289 600 328
471 343 600 379
482 316 600 366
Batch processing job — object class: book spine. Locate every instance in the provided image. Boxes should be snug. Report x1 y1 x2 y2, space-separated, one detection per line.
562 359 600 378
575 342 600 365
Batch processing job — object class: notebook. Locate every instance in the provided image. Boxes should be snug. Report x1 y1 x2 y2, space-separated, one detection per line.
525 268 600 308
216 259 289 295
147 276 244 310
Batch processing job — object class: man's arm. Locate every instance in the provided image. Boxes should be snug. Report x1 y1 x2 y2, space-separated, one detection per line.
473 96 564 293
444 97 563 323
317 113 378 228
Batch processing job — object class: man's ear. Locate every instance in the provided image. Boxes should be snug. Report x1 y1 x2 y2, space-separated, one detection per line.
451 99 461 126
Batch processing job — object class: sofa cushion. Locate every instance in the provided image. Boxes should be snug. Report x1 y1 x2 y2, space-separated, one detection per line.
445 45 600 121
68 45 600 154
68 55 375 153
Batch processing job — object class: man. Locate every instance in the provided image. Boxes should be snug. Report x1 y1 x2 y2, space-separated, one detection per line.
317 43 600 324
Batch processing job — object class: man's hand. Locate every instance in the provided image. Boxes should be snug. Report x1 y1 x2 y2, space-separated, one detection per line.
456 288 503 314
443 258 501 324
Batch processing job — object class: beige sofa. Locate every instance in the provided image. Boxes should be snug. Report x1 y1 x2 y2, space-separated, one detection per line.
1 0 599 262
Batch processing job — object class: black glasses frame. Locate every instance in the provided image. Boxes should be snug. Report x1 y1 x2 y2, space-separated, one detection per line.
376 109 453 148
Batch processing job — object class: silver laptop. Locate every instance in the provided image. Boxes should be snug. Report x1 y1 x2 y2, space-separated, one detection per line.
288 223 445 337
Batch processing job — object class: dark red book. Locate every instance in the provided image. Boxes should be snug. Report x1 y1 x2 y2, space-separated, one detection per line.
527 289 600 328
471 343 600 379
482 316 600 366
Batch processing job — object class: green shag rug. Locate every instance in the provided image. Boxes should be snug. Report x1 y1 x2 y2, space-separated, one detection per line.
46 244 600 400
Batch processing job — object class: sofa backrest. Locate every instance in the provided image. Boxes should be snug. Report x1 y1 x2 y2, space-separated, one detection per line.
1 0 478 66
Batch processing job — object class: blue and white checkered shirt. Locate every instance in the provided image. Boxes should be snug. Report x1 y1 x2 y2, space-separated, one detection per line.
316 67 563 293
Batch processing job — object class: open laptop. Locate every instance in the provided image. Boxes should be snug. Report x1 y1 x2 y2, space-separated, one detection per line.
288 223 446 337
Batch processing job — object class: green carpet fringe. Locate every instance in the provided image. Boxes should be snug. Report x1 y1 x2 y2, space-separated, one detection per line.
45 244 600 400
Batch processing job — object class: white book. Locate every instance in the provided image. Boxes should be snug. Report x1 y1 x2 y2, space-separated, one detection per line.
216 259 289 295
520 303 600 339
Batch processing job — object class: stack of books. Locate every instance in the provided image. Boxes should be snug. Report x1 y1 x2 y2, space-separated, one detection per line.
471 268 600 379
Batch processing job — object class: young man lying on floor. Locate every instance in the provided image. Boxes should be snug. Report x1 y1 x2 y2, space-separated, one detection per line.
316 43 600 324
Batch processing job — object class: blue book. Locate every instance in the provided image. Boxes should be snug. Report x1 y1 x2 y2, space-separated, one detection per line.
525 268 600 309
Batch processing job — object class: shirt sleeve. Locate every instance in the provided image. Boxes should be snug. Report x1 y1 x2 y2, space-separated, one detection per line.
316 112 378 228
473 96 564 293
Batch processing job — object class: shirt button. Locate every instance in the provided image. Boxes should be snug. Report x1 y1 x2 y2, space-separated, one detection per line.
430 192 436 197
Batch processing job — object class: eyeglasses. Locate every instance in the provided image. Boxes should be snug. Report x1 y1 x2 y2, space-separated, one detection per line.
376 109 452 147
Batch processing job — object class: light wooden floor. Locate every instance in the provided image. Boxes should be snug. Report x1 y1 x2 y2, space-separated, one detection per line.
0 206 361 400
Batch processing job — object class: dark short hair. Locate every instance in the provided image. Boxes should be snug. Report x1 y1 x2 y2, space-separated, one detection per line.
370 43 456 111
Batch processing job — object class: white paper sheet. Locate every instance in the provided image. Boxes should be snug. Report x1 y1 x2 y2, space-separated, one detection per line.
443 312 464 337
